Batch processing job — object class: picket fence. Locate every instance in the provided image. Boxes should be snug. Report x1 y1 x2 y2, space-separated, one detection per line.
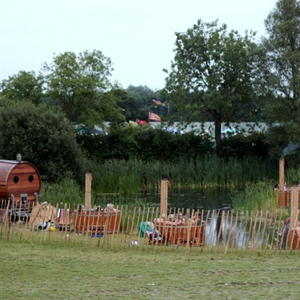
0 199 297 253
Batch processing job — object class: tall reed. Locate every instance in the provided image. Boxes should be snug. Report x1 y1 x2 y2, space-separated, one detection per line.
40 178 84 205
231 181 277 212
83 156 277 194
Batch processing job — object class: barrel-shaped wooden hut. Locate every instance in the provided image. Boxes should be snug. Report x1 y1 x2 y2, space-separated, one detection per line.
0 159 41 206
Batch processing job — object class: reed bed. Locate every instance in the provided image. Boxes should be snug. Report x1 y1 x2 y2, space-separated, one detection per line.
231 181 277 212
82 156 277 194
0 199 295 254
41 178 84 205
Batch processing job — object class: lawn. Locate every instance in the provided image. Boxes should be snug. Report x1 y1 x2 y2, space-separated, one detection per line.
1 238 300 300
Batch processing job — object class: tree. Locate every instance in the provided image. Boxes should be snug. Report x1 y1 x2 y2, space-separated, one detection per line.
106 88 148 122
164 20 260 154
0 71 44 105
126 85 168 120
98 89 135 123
260 0 300 143
43 50 123 126
0 100 84 183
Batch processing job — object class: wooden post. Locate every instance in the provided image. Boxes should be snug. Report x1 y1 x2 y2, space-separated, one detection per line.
85 171 93 211
160 176 169 219
4 200 10 241
279 158 285 192
291 185 299 229
278 158 286 206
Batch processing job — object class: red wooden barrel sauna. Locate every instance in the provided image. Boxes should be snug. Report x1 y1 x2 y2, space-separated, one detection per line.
0 159 41 206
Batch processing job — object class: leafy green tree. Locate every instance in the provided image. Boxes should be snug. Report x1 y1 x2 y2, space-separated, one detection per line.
164 20 260 154
0 71 44 105
126 85 168 120
260 0 300 143
105 88 148 122
0 100 84 183
43 50 123 126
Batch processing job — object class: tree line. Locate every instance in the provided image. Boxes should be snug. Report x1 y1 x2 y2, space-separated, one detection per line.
0 0 299 183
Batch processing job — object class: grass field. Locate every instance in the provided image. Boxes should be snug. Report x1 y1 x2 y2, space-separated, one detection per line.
1 238 300 300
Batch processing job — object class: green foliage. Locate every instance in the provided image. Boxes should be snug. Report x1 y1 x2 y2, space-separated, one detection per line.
261 0 300 141
220 132 269 158
78 125 214 162
78 125 274 164
80 156 278 194
0 100 84 183
126 85 168 119
0 71 44 105
231 181 277 212
40 178 84 205
107 88 148 121
43 50 124 125
164 19 260 154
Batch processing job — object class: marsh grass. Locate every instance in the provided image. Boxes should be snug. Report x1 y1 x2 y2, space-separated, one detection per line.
231 182 277 212
83 157 277 194
40 178 83 205
0 238 300 300
37 157 279 207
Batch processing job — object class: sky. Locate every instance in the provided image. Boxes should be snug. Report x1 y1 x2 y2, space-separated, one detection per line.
1 0 278 91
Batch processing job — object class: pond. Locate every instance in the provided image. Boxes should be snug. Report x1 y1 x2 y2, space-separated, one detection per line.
143 187 234 210
94 187 234 211
94 188 282 249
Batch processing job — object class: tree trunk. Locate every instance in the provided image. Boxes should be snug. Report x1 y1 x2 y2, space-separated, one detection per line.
214 120 222 156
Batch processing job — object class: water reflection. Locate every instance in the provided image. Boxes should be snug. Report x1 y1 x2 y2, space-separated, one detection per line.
94 188 274 249
143 187 233 210
204 211 267 248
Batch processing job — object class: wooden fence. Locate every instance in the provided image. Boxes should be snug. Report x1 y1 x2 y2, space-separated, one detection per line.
0 199 298 253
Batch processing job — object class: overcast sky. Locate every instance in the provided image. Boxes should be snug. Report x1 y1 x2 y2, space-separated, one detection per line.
1 0 277 91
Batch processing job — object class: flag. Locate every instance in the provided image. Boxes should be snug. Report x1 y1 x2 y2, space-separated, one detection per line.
136 119 147 125
152 99 165 106
148 112 161 122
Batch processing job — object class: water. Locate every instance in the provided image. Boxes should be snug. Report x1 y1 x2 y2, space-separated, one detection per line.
94 188 277 249
141 187 234 211
94 187 234 210
204 211 269 248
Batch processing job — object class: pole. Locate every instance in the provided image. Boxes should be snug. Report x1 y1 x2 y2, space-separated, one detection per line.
279 158 286 206
160 176 169 219
291 185 299 229
279 158 285 192
85 171 93 211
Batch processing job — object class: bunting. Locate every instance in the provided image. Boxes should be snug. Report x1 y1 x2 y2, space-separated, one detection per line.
152 99 165 106
148 112 161 122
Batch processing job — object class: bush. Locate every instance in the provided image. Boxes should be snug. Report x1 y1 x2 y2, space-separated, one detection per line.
0 100 84 183
78 125 215 162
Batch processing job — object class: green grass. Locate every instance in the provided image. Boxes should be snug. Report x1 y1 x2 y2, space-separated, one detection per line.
83 157 278 193
0 239 300 299
231 181 277 212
